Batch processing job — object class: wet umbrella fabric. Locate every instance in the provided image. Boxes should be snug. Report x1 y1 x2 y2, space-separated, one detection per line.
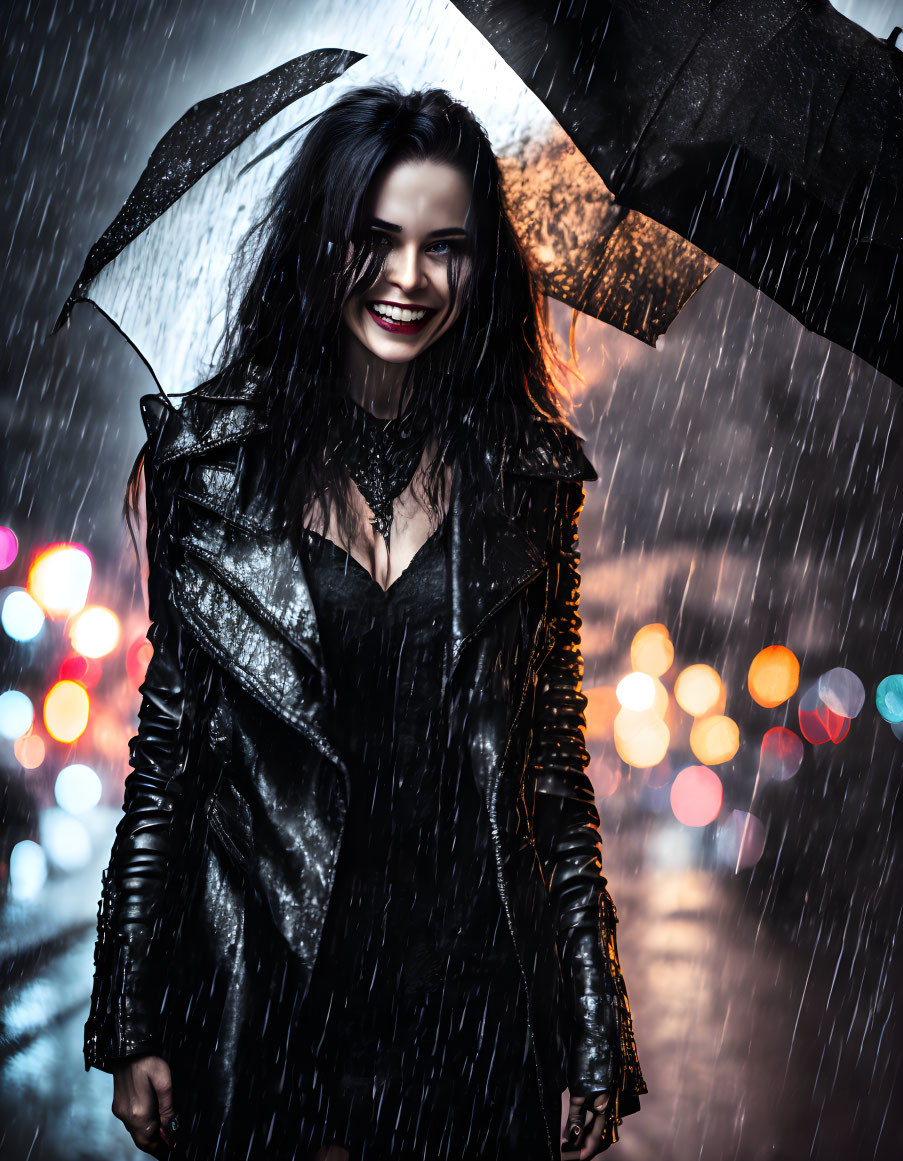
451 0 903 386
52 0 715 398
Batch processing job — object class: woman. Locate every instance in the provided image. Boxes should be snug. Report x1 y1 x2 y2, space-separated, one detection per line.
84 84 646 1161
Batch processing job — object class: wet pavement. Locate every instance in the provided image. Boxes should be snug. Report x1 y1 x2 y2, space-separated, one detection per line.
1 809 897 1161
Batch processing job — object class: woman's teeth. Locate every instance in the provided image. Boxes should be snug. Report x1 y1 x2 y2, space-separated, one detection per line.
370 303 428 323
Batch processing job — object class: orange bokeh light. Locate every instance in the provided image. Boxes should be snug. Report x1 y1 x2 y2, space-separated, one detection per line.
44 680 90 743
584 686 620 740
650 677 669 720
14 732 46 769
613 707 670 768
689 714 740 765
748 645 800 708
630 623 674 677
674 664 724 717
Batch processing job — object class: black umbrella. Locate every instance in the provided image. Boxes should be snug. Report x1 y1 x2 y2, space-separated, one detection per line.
52 0 900 392
451 0 903 386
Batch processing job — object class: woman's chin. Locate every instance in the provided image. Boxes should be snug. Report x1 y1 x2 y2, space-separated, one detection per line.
360 328 430 364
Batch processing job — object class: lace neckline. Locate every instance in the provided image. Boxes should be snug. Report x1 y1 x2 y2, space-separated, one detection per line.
338 393 427 546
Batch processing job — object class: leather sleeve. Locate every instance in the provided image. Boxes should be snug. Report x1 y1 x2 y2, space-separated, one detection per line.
529 478 647 1140
83 446 195 1074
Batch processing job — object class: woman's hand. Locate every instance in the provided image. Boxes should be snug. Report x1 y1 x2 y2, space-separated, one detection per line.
112 1055 176 1156
561 1091 611 1159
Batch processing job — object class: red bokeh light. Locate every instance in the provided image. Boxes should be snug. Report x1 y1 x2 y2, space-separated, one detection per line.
798 684 850 745
670 765 723 827
126 636 154 687
759 727 805 782
58 655 103 688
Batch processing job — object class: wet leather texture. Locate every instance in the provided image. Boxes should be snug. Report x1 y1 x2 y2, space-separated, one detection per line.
84 368 647 1160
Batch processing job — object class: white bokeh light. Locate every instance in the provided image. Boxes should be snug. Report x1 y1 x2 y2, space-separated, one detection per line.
69 606 121 658
55 764 104 814
39 808 93 872
1 588 45 642
9 840 48 900
616 671 656 712
0 690 35 740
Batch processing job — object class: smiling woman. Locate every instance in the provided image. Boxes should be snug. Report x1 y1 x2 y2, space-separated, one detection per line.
92 83 646 1161
341 159 474 397
352 200 471 343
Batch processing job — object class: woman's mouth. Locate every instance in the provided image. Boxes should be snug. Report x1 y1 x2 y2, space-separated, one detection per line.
366 301 438 335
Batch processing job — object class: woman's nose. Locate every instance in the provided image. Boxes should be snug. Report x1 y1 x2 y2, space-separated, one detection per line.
387 245 428 294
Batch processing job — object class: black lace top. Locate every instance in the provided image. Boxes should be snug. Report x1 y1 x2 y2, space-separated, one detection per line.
292 517 548 1157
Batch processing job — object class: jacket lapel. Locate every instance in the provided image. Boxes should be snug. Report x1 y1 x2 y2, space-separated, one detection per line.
445 462 546 698
143 385 597 774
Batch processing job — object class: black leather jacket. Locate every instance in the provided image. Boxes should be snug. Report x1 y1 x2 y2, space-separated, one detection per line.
84 371 646 1158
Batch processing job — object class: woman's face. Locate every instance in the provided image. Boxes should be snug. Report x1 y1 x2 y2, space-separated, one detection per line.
341 158 473 364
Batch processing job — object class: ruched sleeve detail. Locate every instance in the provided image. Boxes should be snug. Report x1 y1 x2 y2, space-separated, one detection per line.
529 479 647 1147
83 431 196 1074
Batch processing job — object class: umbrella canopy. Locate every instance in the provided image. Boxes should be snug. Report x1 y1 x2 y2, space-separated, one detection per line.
52 0 715 398
451 0 903 387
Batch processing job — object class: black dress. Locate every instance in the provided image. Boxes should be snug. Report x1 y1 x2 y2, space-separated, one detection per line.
286 518 557 1160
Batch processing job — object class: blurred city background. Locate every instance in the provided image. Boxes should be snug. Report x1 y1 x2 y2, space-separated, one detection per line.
2 1 901 1159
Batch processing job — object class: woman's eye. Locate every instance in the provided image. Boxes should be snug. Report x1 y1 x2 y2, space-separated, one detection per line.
428 240 451 256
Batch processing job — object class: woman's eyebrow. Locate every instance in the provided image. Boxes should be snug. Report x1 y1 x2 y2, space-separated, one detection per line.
367 217 469 239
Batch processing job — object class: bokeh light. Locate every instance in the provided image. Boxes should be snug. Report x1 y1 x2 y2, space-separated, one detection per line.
0 690 35 740
630 623 674 677
588 753 622 799
43 680 90 743
9 840 48 900
1 588 45 642
616 671 656 712
716 810 767 870
39 808 92 872
674 664 723 717
689 713 740 765
27 543 92 619
14 732 46 770
126 635 154 687
0 526 19 570
55 763 104 814
614 707 670 768
90 710 132 761
798 683 850 745
650 677 669 720
58 654 103 688
818 668 865 719
670 765 723 827
747 645 799 708
69 605 121 658
759 727 804 782
875 675 903 724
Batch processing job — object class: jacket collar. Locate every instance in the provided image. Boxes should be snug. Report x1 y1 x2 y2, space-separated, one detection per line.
141 372 597 759
142 365 599 482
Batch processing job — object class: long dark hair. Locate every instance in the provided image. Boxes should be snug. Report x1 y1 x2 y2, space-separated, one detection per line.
126 82 578 551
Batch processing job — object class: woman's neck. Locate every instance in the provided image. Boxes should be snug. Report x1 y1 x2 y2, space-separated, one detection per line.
340 332 413 419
